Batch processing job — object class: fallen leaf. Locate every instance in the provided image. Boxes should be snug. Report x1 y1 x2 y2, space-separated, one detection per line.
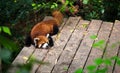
70 29 74 32
23 56 28 60
83 31 88 35
82 24 88 28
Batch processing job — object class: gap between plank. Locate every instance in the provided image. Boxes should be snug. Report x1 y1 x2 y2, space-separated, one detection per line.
66 20 91 73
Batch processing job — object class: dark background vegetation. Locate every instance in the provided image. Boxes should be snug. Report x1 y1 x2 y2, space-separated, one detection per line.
0 0 120 73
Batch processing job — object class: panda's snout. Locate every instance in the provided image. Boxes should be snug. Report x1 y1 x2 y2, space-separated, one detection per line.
42 43 49 49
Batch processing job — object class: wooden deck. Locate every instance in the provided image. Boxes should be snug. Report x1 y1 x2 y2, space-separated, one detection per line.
11 17 120 73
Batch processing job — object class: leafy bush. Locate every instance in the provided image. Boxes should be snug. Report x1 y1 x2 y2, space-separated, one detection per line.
0 26 19 72
82 0 104 20
0 0 33 25
81 0 120 21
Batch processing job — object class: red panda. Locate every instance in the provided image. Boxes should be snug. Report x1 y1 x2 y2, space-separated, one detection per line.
25 10 63 48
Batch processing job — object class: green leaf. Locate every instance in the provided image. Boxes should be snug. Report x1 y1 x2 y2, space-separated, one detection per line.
37 4 41 7
96 68 107 73
51 3 58 9
63 66 68 71
111 56 118 60
0 35 18 51
87 65 96 71
93 40 105 49
32 3 36 7
90 35 97 40
65 0 69 5
53 3 58 7
103 59 112 66
2 26 11 35
116 57 120 65
74 68 83 73
51 5 55 9
83 0 89 4
117 59 120 65
33 7 37 10
0 27 1 32
94 58 103 65
14 0 17 2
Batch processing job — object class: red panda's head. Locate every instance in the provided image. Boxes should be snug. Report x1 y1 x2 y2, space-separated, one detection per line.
34 34 50 49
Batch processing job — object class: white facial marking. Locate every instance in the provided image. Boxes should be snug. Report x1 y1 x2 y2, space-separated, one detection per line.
38 44 42 48
34 38 39 47
46 34 50 38
42 43 48 49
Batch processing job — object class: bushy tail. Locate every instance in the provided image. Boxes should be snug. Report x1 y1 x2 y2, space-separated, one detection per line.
25 35 33 47
52 10 63 26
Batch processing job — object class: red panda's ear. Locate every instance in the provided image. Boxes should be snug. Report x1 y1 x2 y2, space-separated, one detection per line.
34 38 39 46
46 34 50 38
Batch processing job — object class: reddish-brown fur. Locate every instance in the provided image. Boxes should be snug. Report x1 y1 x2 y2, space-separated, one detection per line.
30 10 63 48
31 10 63 40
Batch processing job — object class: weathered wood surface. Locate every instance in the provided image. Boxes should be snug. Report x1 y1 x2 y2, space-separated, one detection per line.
84 22 113 73
11 17 120 73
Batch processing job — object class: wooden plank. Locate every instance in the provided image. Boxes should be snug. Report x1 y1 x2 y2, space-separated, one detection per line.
30 49 48 73
8 45 35 73
84 22 113 73
51 20 90 73
113 48 120 73
101 20 120 73
68 20 102 73
36 17 81 73
30 18 68 73
13 45 35 64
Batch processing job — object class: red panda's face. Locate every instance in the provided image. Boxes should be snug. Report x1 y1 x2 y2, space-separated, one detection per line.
34 35 49 48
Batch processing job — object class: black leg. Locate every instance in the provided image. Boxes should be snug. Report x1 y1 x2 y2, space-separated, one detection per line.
52 25 59 35
25 35 32 47
48 36 54 47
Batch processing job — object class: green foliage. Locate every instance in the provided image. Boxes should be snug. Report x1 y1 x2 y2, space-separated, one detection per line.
60 0 74 12
87 65 96 71
74 56 120 73
63 66 68 71
90 35 106 49
16 57 48 73
93 40 106 49
94 58 103 65
0 49 11 63
74 35 120 73
31 2 58 11
82 0 104 20
83 0 89 4
0 26 18 51
0 0 33 24
1 26 11 35
90 35 97 40
0 26 19 72
0 35 18 51
74 68 83 73
0 26 47 73
80 0 120 21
